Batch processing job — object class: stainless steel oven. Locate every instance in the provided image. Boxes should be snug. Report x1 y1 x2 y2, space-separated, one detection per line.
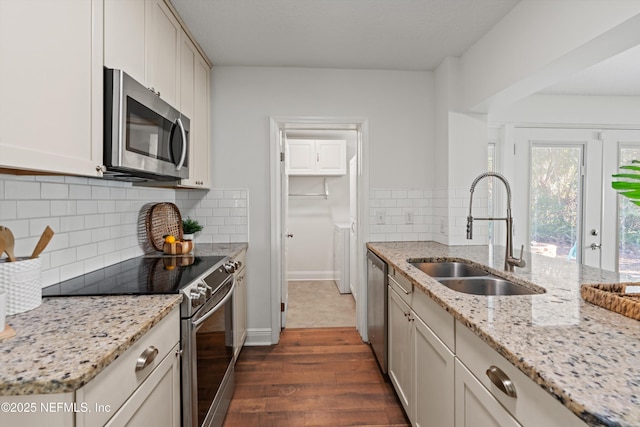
104 67 190 181
181 265 236 427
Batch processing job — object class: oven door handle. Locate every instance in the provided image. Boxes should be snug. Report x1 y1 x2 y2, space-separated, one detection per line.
192 280 235 328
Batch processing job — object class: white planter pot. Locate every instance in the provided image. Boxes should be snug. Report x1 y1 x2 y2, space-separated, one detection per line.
183 233 195 241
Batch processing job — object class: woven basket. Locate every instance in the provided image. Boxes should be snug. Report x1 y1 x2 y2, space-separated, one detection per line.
581 283 640 321
0 257 42 315
145 202 184 251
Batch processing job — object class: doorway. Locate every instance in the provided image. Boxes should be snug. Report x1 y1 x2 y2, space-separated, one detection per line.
269 117 370 344
284 129 358 328
513 127 640 276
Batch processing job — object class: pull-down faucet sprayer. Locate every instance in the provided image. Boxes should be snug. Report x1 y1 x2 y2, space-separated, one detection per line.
466 172 526 272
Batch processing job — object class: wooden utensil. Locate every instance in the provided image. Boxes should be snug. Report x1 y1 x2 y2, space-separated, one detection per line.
31 226 55 259
0 226 16 262
0 235 5 261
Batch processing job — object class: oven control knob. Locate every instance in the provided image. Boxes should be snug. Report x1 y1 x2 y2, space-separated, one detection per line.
233 261 242 269
223 262 236 273
198 283 212 299
190 290 205 308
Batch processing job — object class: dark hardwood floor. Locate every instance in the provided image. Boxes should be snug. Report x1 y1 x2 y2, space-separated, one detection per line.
223 327 410 427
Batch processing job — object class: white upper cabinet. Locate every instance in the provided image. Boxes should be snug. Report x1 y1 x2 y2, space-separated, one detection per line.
0 0 104 177
105 0 181 109
177 33 211 189
286 139 347 175
105 0 211 188
146 0 181 109
104 0 146 84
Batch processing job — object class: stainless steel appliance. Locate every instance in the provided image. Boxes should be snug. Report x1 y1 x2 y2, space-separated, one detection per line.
42 254 239 427
367 249 388 374
181 262 236 427
103 68 190 181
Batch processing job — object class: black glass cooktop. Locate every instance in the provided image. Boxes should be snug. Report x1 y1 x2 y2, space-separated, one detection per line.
42 255 227 297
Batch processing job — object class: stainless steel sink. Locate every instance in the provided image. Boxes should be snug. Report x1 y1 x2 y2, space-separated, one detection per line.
409 261 488 278
437 277 542 296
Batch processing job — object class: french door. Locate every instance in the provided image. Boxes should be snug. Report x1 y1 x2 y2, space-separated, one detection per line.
514 129 602 269
514 128 640 277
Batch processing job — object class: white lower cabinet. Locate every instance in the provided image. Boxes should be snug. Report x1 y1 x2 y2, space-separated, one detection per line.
233 250 248 360
388 287 414 415
455 360 521 427
414 314 454 427
76 308 180 427
388 281 454 427
104 343 180 427
386 279 590 427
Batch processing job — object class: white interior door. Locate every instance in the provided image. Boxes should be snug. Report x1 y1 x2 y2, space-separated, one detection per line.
281 129 290 328
514 128 602 268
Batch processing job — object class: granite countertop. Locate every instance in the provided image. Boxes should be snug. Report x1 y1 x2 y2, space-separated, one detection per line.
367 241 640 427
0 242 248 396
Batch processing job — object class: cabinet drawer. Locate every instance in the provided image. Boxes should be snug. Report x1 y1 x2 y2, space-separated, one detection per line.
455 321 588 427
76 308 180 427
412 288 455 351
388 268 413 306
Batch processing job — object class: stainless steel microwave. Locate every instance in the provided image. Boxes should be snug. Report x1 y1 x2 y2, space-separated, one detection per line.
103 68 189 181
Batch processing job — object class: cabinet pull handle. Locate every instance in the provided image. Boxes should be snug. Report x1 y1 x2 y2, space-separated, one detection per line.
136 346 159 372
486 366 517 398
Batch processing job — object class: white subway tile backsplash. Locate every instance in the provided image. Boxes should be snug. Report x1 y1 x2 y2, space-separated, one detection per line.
17 200 50 218
1 173 248 285
5 180 40 199
41 183 69 199
0 201 17 220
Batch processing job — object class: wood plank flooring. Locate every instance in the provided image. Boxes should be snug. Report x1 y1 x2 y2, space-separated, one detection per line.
223 327 410 427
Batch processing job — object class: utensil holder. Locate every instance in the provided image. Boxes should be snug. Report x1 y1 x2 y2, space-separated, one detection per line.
0 257 42 315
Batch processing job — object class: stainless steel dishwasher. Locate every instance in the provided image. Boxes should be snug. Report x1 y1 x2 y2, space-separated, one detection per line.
367 249 388 374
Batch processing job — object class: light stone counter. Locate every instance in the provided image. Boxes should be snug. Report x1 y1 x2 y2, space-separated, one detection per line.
0 243 247 396
367 241 640 427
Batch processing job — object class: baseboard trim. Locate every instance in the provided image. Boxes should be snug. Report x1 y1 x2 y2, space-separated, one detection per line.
245 328 274 346
287 271 336 281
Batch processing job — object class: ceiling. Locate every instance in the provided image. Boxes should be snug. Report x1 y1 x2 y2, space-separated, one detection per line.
171 0 640 95
171 0 520 71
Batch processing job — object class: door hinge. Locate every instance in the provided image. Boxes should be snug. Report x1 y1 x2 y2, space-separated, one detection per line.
280 152 284 162
281 302 285 312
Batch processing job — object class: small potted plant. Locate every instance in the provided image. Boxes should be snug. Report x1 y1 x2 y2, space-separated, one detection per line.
182 217 203 241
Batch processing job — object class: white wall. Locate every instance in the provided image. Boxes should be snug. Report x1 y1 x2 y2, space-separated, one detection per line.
210 66 434 342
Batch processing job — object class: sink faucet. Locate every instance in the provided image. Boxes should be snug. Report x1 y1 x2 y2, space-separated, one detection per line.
466 172 526 272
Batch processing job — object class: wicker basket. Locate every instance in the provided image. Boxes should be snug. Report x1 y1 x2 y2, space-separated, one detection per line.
145 202 184 251
0 257 42 315
581 283 640 321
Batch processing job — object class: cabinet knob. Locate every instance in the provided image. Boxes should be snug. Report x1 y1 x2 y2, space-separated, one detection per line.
486 365 517 398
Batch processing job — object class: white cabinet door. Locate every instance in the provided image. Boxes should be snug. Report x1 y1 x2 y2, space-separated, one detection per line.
316 140 347 175
0 0 103 177
286 139 347 175
104 0 146 84
146 0 181 108
455 360 522 427
414 315 454 427
287 140 316 174
388 287 414 417
178 33 211 189
233 264 247 360
105 344 181 427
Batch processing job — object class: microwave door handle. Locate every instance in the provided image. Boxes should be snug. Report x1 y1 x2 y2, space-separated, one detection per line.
175 118 187 171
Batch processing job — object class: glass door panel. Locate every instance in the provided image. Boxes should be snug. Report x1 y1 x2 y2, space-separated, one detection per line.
618 146 640 278
529 146 582 262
